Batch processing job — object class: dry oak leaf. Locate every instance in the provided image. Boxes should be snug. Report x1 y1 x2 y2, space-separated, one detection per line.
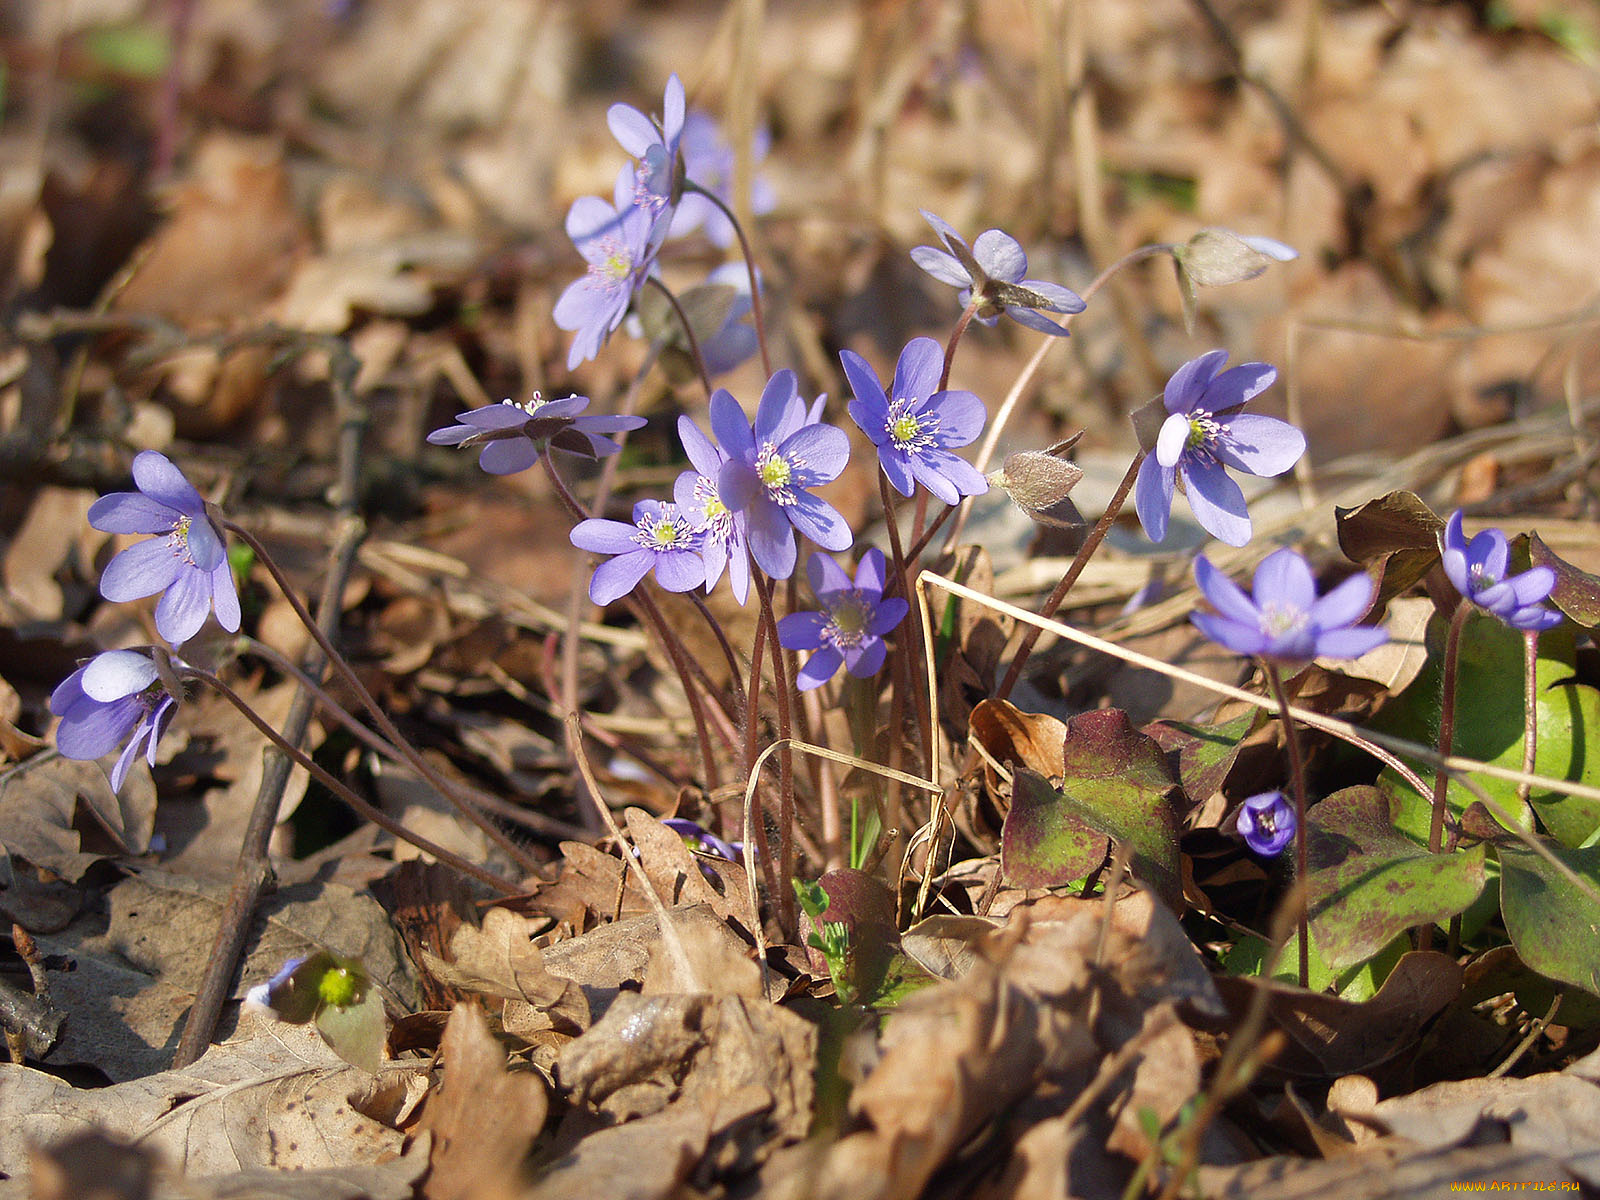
419 905 589 1036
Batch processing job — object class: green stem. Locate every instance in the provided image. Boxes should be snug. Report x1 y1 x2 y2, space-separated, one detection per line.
1265 663 1311 990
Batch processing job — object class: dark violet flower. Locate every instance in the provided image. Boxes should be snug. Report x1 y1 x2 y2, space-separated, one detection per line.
778 548 908 691
90 450 240 646
840 337 988 505
669 111 777 248
609 74 686 247
662 816 745 864
553 168 658 369
570 499 706 606
50 649 179 792
427 392 646 474
713 370 852 579
910 210 1086 335
1439 510 1562 632
1134 350 1304 547
1192 548 1388 665
1235 790 1295 856
674 413 751 605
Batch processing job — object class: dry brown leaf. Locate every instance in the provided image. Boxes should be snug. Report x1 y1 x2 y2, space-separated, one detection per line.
419 906 589 1037
417 1003 548 1200
2 487 96 622
525 1103 711 1200
626 807 758 933
0 754 156 880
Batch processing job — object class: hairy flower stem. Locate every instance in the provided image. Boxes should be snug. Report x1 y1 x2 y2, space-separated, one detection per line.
938 296 982 394
753 569 797 933
1420 601 1473 953
1265 664 1312 989
1518 628 1540 815
221 521 542 877
685 181 771 377
183 669 519 895
995 450 1146 701
741 599 782 906
879 473 933 771
633 588 726 789
645 276 713 401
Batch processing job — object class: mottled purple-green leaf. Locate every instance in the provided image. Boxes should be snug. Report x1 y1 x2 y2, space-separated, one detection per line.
1463 803 1600 999
1001 709 1180 906
1530 532 1600 628
1306 786 1487 972
1145 710 1261 805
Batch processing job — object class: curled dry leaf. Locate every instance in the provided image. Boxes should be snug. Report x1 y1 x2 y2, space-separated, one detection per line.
418 1003 548 1200
419 906 589 1038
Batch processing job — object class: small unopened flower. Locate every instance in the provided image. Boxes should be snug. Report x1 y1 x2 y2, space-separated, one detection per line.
427 393 646 474
609 74 686 247
553 168 658 368
713 371 852 580
1439 510 1562 632
90 450 240 646
1235 790 1295 856
1134 350 1305 547
51 649 180 792
840 337 988 505
910 210 1086 335
674 414 751 605
570 499 706 606
1192 548 1388 665
778 548 908 691
662 817 745 864
670 113 777 248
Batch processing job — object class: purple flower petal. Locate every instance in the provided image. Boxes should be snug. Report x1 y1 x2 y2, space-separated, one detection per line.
589 550 654 606
972 229 1027 283
778 610 827 651
1212 413 1306 477
478 439 540 475
1155 413 1191 469
870 598 909 636
910 246 971 288
754 370 803 444
780 423 851 485
879 446 916 497
718 460 763 512
1133 455 1174 544
1194 555 1260 626
652 548 706 593
1197 362 1277 413
211 559 241 633
786 491 853 552
710 390 756 461
571 518 643 555
1181 457 1252 547
1313 626 1391 659
606 104 658 158
184 513 224 573
58 693 144 761
808 551 853 596
1163 350 1228 415
131 451 206 517
1253 549 1317 615
1000 306 1070 336
891 338 943 401
855 547 890 596
1307 572 1374 630
154 564 213 644
1018 280 1086 314
82 649 157 701
100 538 183 602
1192 612 1268 657
928 389 986 446
848 638 888 678
795 645 843 691
745 500 797 578
88 493 180 535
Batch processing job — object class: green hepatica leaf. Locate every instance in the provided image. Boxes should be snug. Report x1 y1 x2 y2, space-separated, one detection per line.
314 986 387 1074
1371 611 1600 847
1145 710 1261 804
1306 786 1487 972
1531 532 1600 628
1001 709 1180 906
1465 804 1600 999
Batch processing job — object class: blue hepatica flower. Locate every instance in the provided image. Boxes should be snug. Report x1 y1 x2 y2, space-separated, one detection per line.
553 168 659 369
778 548 909 691
840 337 988 505
1192 548 1388 665
662 817 745 864
1235 790 1295 857
697 262 761 377
670 111 777 248
1440 510 1562 632
51 649 180 792
90 450 240 646
910 210 1086 336
570 499 706 607
1135 350 1306 547
674 413 751 605
713 370 852 580
609 74 686 248
427 393 646 475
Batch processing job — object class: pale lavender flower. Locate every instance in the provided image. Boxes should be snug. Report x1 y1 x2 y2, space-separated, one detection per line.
609 74 686 248
570 499 705 606
713 371 852 579
1192 548 1387 665
840 337 988 505
50 649 179 792
910 210 1085 335
669 111 777 247
1134 350 1304 547
778 548 908 691
1439 510 1562 632
553 168 658 369
674 414 750 605
90 450 239 646
427 393 646 474
1235 790 1295 856
697 262 761 376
